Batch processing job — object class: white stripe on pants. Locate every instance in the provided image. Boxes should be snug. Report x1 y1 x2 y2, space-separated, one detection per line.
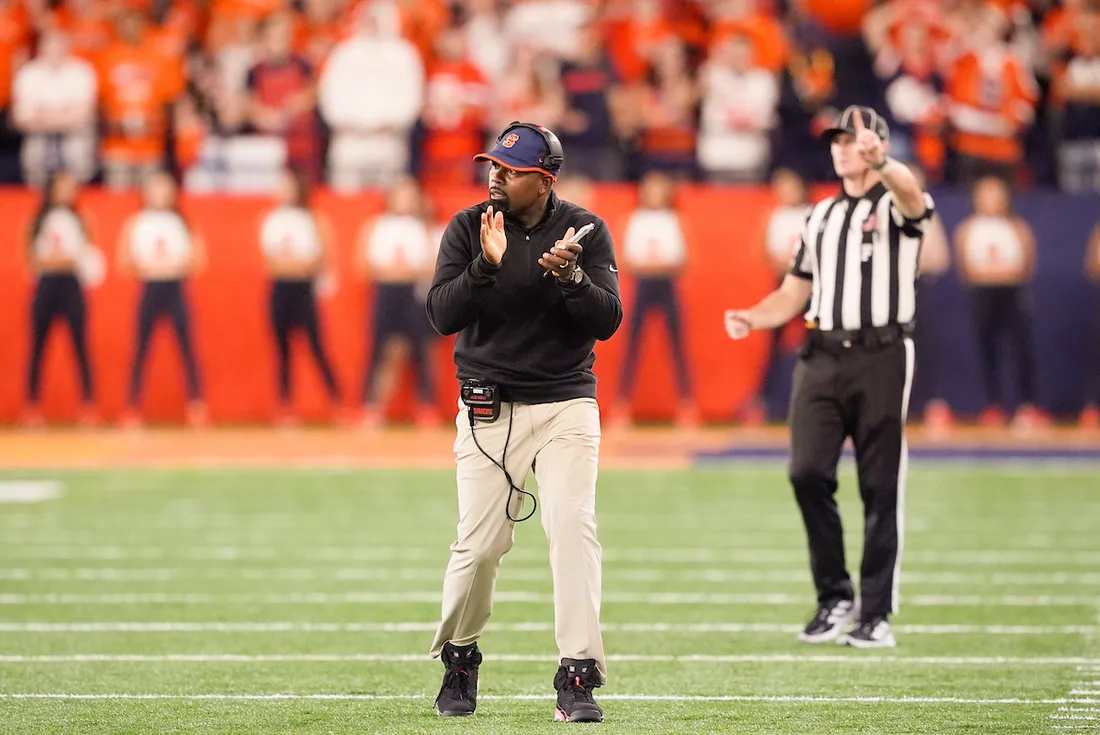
429 397 606 684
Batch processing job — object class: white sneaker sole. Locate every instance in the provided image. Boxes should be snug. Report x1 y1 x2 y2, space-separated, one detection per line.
837 633 897 648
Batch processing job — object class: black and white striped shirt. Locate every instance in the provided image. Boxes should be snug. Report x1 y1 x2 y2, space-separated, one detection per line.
789 182 935 332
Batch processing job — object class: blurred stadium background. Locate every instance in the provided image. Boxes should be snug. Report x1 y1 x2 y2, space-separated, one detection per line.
0 0 1099 732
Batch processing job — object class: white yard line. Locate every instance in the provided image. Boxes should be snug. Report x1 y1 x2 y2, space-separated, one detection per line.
0 622 1094 635
1051 715 1100 720
0 654 1097 665
4 546 1100 566
1052 726 1100 731
1 567 1097 586
0 693 1095 705
0 481 62 504
1051 604 1100 729
1 592 1096 606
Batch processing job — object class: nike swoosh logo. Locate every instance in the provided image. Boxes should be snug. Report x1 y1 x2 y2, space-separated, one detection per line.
609 265 618 272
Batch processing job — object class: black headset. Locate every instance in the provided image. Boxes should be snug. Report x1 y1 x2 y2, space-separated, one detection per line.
497 121 564 174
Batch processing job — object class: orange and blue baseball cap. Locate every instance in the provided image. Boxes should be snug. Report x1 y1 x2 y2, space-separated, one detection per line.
474 122 564 178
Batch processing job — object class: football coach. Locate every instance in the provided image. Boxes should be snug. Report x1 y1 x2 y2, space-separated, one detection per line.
425 121 623 723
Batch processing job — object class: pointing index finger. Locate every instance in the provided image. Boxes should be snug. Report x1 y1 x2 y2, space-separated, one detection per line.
852 111 865 133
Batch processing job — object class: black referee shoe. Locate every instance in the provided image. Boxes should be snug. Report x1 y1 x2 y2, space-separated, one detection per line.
435 642 481 716
798 598 860 643
554 658 604 723
838 616 896 648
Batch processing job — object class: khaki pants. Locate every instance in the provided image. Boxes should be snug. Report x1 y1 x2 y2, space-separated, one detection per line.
429 397 607 684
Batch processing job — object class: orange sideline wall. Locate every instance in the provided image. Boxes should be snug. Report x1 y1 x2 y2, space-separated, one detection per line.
0 184 836 425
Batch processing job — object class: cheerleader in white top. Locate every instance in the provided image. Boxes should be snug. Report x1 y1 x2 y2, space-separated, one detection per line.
356 176 440 429
613 171 698 428
116 171 207 427
24 171 104 426
738 168 811 426
260 168 342 420
953 176 1043 430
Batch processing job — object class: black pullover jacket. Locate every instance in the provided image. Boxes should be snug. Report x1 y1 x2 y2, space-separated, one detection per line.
425 192 623 403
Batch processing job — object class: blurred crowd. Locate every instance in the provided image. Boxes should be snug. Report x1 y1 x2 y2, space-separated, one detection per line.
2 0 1099 194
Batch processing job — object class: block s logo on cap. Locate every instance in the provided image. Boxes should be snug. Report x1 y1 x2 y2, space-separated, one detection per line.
501 133 520 148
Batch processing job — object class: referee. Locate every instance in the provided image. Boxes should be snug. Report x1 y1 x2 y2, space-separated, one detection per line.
725 106 934 649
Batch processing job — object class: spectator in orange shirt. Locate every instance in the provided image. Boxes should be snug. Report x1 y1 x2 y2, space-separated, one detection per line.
602 0 674 85
46 0 114 62
418 24 489 187
297 0 343 69
943 10 1039 185
707 0 789 73
97 9 181 188
632 36 699 179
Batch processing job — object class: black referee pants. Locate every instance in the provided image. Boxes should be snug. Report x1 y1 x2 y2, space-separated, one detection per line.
787 329 914 620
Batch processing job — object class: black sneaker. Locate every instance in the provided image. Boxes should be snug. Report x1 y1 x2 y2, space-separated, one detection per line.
838 616 896 648
553 658 603 723
435 642 481 716
798 598 859 643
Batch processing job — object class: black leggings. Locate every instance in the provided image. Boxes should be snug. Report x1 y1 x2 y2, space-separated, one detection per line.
129 280 202 406
28 273 93 403
619 277 691 397
970 285 1036 407
270 279 340 401
363 282 435 404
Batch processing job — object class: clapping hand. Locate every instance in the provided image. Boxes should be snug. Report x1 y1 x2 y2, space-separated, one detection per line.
480 206 507 265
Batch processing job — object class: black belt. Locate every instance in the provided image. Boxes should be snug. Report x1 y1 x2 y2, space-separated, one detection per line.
806 323 912 350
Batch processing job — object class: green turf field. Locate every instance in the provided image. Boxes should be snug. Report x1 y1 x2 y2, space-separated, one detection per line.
0 465 1097 734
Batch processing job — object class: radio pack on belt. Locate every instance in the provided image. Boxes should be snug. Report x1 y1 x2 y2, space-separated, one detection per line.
460 379 501 423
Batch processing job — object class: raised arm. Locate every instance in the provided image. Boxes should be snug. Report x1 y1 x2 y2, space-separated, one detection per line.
555 220 623 341
425 212 499 336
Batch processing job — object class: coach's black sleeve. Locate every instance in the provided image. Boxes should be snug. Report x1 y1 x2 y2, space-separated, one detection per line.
425 213 498 336
556 219 623 341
